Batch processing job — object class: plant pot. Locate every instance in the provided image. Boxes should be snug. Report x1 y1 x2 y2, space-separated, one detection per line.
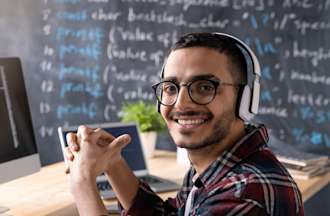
140 131 157 158
177 147 190 167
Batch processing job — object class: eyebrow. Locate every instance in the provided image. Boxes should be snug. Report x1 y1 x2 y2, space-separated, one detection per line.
162 74 219 82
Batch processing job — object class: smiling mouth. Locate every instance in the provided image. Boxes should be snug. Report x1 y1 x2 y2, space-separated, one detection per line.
171 111 213 126
176 119 207 125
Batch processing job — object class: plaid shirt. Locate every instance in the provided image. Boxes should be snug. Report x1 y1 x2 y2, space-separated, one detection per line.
120 125 304 216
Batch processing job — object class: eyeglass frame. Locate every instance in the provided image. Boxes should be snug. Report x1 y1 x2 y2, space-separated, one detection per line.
152 78 243 106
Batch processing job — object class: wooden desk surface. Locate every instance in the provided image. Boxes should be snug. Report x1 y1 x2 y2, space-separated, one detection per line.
0 150 329 216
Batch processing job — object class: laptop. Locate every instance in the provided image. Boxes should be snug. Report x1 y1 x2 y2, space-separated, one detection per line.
58 122 180 199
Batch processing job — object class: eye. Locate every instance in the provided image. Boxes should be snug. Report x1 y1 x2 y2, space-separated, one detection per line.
162 82 177 95
194 80 215 94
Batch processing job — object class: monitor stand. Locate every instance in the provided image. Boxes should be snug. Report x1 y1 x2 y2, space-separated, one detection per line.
0 206 9 213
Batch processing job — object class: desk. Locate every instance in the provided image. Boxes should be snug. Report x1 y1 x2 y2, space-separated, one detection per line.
0 150 330 216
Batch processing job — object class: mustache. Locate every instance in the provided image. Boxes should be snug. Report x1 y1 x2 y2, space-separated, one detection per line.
169 111 213 119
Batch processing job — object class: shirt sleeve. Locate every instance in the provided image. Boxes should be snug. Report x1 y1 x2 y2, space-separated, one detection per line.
119 181 178 216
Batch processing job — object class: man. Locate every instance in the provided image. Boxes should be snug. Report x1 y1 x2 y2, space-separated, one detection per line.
66 32 304 215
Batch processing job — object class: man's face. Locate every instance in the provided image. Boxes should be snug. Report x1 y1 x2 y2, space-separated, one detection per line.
161 47 238 150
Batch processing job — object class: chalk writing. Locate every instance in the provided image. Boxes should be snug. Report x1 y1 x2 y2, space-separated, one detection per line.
56 27 104 43
31 0 330 164
39 126 54 137
59 82 103 98
297 106 330 124
282 0 313 8
290 70 330 85
292 40 330 67
40 102 51 114
259 106 288 118
56 10 88 21
91 9 121 21
111 27 154 42
292 128 330 147
123 86 154 100
233 0 274 11
57 103 97 119
59 64 100 82
55 0 80 4
288 89 330 107
127 8 187 26
169 0 229 11
88 0 108 2
294 19 330 35
107 44 147 61
59 43 102 60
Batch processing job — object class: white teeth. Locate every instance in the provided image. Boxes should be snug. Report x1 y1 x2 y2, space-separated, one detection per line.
177 119 204 125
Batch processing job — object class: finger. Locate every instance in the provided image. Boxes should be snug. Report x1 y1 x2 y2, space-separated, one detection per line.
64 147 72 174
66 133 79 151
93 128 116 147
65 166 70 174
77 125 93 141
108 134 131 151
65 147 74 161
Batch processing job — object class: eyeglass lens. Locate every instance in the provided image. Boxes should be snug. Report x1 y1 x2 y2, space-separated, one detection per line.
155 80 217 105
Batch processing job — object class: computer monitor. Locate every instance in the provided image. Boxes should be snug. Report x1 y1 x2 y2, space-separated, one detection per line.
0 57 40 184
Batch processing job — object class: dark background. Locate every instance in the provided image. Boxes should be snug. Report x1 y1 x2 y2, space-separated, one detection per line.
0 58 37 163
0 0 330 166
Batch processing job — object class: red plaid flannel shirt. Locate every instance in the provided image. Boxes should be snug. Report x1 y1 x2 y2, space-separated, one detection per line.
120 125 304 216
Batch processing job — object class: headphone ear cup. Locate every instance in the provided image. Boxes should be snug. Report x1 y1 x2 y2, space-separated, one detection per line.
238 85 254 121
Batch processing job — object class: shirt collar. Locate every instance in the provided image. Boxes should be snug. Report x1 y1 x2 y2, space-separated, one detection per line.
188 124 268 186
199 124 269 186
177 124 269 205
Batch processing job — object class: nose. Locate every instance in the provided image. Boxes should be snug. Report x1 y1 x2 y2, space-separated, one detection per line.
174 85 194 109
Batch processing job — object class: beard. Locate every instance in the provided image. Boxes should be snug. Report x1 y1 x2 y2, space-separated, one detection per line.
174 108 236 150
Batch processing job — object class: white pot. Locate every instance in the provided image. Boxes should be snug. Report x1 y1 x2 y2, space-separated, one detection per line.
139 132 157 158
177 147 190 167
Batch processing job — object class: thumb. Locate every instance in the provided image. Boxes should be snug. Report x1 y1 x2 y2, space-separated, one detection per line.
108 134 131 151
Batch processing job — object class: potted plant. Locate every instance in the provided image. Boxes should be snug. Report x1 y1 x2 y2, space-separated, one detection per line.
119 101 166 158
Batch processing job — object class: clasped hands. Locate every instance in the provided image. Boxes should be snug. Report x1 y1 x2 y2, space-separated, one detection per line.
64 125 131 183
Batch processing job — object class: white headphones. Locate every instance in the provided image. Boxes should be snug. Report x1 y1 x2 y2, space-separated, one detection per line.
157 32 261 122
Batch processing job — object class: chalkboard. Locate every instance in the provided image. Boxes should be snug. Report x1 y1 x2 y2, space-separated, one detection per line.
1 0 330 165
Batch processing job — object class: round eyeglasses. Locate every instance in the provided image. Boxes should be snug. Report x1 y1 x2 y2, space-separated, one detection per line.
152 79 241 106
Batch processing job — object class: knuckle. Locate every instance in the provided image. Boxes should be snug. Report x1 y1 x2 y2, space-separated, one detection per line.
66 132 73 141
78 125 87 135
80 137 91 143
65 147 71 155
66 135 75 145
78 125 87 132
79 125 93 140
94 127 102 132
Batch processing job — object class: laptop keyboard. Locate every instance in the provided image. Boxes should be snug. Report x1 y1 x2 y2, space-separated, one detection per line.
97 181 112 190
97 175 163 191
139 175 162 184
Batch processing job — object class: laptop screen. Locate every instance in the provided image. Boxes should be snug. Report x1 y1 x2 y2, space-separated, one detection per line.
58 122 147 172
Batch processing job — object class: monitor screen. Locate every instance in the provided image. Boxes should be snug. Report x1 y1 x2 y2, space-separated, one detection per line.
0 58 40 184
58 123 147 172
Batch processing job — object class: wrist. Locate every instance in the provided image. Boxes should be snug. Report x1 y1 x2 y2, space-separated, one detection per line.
69 176 108 216
105 157 125 176
70 174 97 194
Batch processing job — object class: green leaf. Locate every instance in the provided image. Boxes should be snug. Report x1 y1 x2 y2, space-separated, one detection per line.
119 101 166 133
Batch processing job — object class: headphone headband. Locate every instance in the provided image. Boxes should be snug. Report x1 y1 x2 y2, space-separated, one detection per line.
212 33 261 77
212 33 261 118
